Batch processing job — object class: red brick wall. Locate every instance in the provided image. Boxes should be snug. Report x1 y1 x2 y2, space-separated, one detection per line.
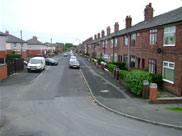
6 50 13 54
0 51 6 58
26 50 41 57
0 64 7 80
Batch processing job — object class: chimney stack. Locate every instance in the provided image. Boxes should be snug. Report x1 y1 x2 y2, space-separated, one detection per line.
126 16 132 28
94 34 97 40
114 22 119 33
101 30 105 37
97 33 100 39
144 3 153 21
107 26 111 35
5 31 9 35
33 36 38 40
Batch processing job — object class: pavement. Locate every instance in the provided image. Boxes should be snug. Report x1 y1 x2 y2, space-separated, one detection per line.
78 55 182 130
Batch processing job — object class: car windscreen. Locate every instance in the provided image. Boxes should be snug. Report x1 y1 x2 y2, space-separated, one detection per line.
30 59 41 64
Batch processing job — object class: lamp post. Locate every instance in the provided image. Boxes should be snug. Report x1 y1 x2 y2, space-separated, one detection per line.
20 30 23 56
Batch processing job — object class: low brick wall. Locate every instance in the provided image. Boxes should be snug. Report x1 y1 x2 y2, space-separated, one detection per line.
0 64 7 80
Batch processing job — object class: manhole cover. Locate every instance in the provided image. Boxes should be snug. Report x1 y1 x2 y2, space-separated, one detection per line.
100 90 109 93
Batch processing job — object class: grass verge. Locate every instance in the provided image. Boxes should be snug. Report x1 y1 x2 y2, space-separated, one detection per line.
165 107 182 112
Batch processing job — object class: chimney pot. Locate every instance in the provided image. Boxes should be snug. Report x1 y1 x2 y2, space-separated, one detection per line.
144 3 153 21
107 26 111 35
125 16 132 28
33 36 38 40
5 31 9 35
114 22 119 33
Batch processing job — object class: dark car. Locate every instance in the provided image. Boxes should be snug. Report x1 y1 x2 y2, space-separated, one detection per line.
45 58 58 65
69 60 80 69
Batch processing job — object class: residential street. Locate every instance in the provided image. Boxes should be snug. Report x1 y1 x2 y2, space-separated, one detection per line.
0 54 182 136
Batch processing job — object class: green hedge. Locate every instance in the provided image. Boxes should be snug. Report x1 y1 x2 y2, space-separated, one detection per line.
124 70 151 96
108 62 127 70
97 58 105 65
107 63 117 73
119 70 129 80
6 53 22 59
150 73 163 88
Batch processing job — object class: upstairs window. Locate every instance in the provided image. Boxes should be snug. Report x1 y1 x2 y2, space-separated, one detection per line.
102 41 105 48
124 35 128 46
130 33 136 46
114 38 117 47
105 40 107 48
111 39 113 48
14 43 16 48
164 26 176 46
150 29 157 45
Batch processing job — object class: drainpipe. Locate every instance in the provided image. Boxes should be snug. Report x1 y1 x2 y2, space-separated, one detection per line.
127 33 130 70
112 37 115 62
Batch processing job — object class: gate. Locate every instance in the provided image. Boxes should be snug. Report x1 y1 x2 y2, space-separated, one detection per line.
6 58 24 76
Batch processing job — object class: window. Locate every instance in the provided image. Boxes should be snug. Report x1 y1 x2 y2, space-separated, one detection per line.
114 38 117 47
164 26 176 46
105 40 107 48
148 59 156 74
111 39 113 48
150 29 157 45
124 54 128 66
130 33 136 46
163 61 175 84
103 41 105 48
124 35 128 46
29 45 31 48
130 56 135 68
114 53 118 62
110 54 113 62
14 43 16 48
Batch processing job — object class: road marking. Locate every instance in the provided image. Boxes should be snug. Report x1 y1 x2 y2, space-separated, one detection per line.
100 90 109 93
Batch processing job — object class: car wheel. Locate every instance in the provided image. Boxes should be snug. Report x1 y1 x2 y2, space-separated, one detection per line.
27 69 31 72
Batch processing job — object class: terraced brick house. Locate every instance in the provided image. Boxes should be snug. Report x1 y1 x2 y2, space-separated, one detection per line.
84 3 182 96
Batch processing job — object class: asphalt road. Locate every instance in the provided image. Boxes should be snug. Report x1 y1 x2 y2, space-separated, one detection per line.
0 53 181 136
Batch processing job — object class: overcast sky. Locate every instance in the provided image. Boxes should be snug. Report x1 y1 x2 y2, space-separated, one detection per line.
0 0 182 45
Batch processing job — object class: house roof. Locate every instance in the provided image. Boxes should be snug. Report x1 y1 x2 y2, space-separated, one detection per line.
90 6 182 44
27 38 43 45
56 42 64 46
0 32 7 36
6 34 26 43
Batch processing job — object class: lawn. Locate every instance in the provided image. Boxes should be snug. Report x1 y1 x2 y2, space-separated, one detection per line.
165 107 182 112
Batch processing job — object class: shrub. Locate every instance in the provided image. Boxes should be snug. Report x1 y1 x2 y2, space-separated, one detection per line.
124 70 152 96
54 50 59 55
108 62 127 70
97 58 105 65
107 63 117 73
150 73 163 88
119 70 129 80
6 53 22 59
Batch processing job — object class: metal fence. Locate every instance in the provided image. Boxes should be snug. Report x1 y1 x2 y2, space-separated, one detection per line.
6 58 24 76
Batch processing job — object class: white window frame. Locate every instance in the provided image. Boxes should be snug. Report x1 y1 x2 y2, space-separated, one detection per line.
114 53 118 62
148 59 156 74
114 38 117 47
105 40 107 48
102 41 105 48
124 35 128 46
130 33 136 46
163 26 176 46
162 61 175 84
150 29 157 45
111 39 113 48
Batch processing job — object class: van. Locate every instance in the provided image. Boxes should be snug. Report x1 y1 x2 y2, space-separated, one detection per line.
27 57 45 72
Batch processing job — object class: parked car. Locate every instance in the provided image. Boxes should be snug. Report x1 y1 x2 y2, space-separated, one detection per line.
45 58 58 65
64 53 68 57
69 56 77 62
69 60 80 69
27 57 45 72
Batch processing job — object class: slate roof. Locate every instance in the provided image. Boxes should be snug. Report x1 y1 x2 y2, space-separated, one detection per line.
27 38 43 45
90 6 182 44
6 34 26 43
0 32 7 36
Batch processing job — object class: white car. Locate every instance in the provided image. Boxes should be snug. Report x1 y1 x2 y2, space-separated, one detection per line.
69 60 80 69
27 57 45 72
69 56 77 62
